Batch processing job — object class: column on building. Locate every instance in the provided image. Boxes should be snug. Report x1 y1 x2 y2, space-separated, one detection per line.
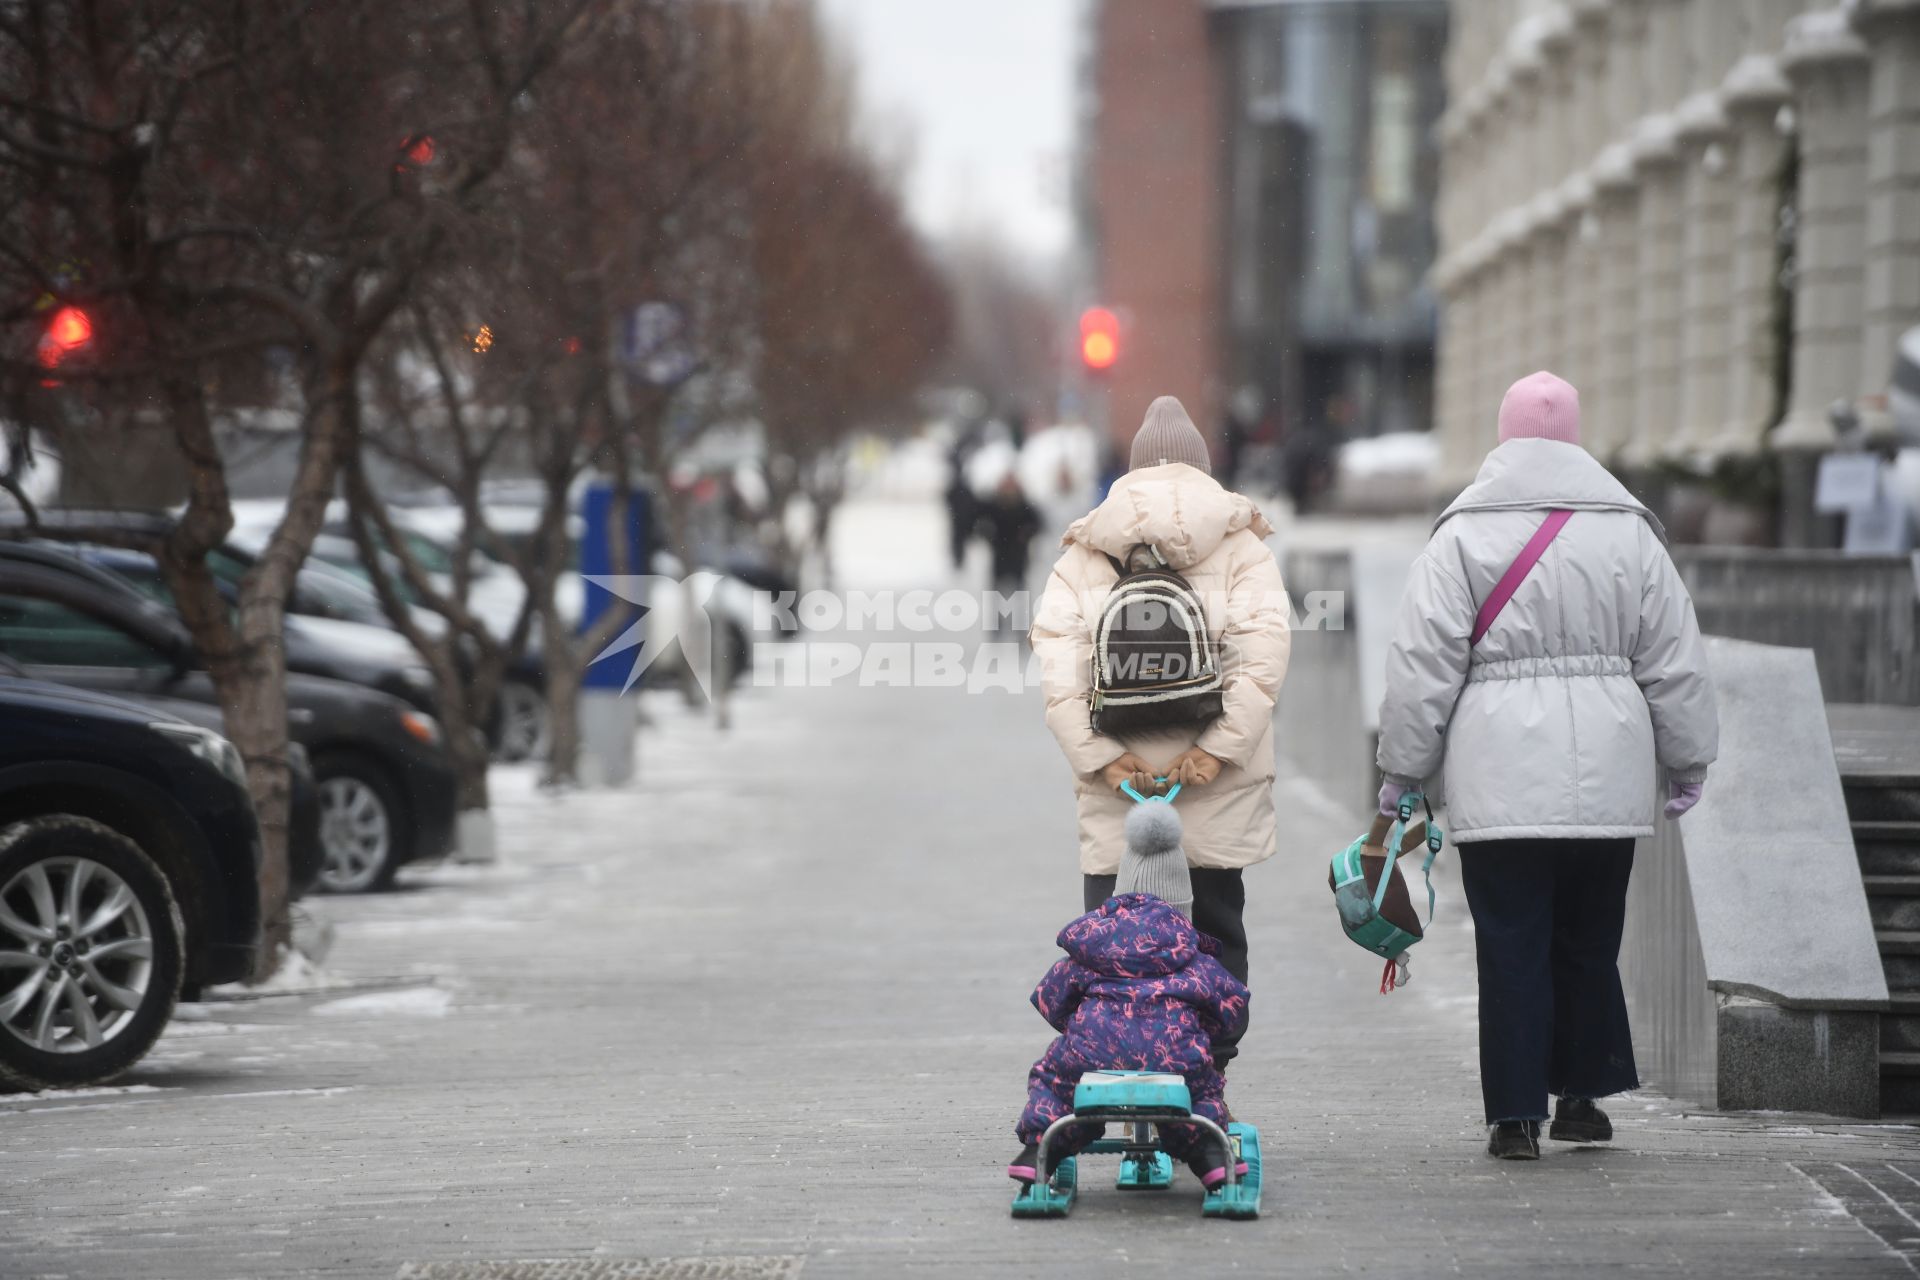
1776 7 1872 449
1479 220 1515 453
1588 0 1652 459
1534 5 1577 379
1625 0 1689 466
1670 0 1743 453
1433 119 1467 457
1854 0 1920 404
1628 122 1684 463
1476 50 1517 439
1560 0 1611 405
1712 8 1798 455
1509 24 1551 386
1591 149 1639 460
1442 259 1482 479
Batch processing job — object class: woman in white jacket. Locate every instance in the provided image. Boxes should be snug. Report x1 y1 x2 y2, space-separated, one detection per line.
1376 372 1718 1160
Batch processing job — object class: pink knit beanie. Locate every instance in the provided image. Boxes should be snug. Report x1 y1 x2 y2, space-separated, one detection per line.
1497 372 1582 445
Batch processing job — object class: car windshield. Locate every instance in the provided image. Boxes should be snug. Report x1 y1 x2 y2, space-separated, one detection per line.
0 594 170 669
293 563 390 625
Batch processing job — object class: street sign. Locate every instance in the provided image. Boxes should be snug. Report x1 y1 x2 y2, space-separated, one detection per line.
622 301 697 388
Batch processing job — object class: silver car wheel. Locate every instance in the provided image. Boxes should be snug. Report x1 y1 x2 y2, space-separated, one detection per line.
0 856 155 1054
317 775 393 893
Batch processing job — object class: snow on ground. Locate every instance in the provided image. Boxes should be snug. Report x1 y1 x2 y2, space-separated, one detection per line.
311 986 451 1018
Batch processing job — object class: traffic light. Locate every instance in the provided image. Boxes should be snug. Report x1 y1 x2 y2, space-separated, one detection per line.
1080 306 1120 372
36 305 92 370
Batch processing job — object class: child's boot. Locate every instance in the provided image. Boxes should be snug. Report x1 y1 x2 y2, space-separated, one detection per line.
1184 1134 1248 1190
1007 1142 1041 1185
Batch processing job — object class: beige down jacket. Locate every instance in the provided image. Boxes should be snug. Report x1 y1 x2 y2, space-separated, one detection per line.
1032 464 1292 874
1376 439 1719 842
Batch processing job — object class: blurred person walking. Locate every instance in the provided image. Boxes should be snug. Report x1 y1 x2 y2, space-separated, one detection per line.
1376 371 1719 1160
945 427 981 573
1031 396 1291 1069
978 472 1043 608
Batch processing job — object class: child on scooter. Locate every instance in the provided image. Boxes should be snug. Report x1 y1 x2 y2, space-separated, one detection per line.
1008 803 1250 1188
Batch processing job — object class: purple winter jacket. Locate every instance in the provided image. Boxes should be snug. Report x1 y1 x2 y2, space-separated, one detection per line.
1031 894 1250 1074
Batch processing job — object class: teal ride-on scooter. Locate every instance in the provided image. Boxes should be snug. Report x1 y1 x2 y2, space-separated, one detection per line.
1010 1070 1263 1220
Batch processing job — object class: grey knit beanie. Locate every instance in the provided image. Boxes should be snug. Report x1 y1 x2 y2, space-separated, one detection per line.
1116 803 1193 916
1129 396 1212 474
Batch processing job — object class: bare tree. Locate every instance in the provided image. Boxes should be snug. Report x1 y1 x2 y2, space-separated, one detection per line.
0 0 593 974
939 230 1065 420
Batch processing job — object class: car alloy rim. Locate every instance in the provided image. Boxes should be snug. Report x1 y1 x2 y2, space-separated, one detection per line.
497 683 550 761
318 777 392 891
0 856 156 1054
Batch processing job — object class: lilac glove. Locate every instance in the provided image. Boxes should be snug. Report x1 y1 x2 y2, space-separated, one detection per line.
1664 779 1704 818
1379 778 1412 818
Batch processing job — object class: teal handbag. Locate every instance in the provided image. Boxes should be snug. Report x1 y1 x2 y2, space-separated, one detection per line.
1329 791 1443 993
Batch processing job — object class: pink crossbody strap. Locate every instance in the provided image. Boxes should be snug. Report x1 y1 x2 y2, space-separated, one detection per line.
1470 509 1573 646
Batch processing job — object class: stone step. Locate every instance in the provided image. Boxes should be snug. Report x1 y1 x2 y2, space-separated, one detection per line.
1854 821 1920 875
1886 951 1920 991
1882 994 1920 1054
1878 930 1920 956
1845 784 1920 823
1883 1050 1920 1077
1863 875 1920 931
1885 1075 1920 1116
1888 1052 1920 1116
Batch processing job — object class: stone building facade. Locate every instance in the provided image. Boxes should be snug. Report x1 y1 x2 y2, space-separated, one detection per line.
1433 0 1920 539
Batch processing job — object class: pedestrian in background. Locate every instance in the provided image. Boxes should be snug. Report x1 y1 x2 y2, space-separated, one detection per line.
1031 396 1291 1070
978 472 1043 606
1376 371 1719 1160
944 439 978 573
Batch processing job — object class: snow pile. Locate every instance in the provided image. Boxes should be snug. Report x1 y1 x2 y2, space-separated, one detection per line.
311 986 451 1018
205 946 356 1000
1338 432 1440 481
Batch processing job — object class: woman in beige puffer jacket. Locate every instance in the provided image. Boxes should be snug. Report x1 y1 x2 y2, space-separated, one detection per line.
1031 397 1291 1064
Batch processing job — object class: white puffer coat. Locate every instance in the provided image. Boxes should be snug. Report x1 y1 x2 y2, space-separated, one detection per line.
1376 439 1718 843
1033 464 1291 874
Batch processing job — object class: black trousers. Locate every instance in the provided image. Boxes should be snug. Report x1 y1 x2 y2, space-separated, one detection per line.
1458 837 1640 1123
1083 868 1247 1068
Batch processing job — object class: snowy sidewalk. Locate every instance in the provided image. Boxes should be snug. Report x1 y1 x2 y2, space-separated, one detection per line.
1 664 1917 1277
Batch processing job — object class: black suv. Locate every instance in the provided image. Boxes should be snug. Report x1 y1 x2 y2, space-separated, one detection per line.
0 654 328 901
0 675 261 1089
0 544 459 892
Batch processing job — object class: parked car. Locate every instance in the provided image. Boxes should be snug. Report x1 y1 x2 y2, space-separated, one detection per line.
0 544 458 892
285 530 549 761
0 509 438 715
389 497 763 686
0 675 260 1089
0 654 328 902
227 505 550 762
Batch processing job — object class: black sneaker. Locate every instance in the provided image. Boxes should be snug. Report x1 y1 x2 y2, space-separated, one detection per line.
1486 1120 1541 1160
1007 1142 1041 1185
1549 1097 1613 1143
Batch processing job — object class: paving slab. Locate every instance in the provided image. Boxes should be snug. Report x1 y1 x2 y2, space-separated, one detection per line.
0 662 1915 1279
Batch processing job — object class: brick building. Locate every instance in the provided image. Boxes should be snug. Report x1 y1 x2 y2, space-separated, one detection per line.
1078 0 1449 461
1079 0 1225 450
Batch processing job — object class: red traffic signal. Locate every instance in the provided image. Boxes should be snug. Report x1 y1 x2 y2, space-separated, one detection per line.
1079 306 1120 372
37 305 93 370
